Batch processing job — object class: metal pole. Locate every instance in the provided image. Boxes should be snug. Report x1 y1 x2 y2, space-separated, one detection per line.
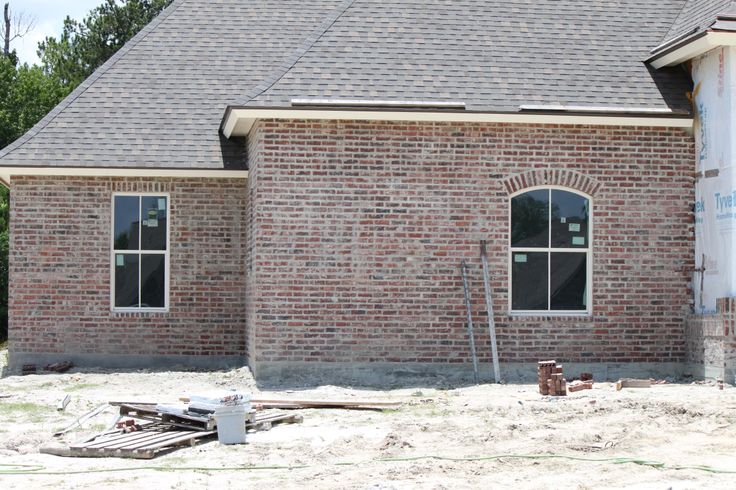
461 260 480 384
480 240 501 383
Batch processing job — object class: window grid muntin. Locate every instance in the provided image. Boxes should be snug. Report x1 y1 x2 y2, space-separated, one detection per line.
509 187 591 315
111 193 170 312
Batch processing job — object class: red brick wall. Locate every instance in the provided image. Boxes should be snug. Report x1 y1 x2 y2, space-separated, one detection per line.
247 120 695 369
9 177 247 362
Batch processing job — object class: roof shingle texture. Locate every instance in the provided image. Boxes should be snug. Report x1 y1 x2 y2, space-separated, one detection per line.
664 0 735 43
0 0 695 170
242 0 692 114
0 0 342 169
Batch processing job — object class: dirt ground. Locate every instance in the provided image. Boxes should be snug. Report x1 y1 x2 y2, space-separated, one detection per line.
1 350 735 489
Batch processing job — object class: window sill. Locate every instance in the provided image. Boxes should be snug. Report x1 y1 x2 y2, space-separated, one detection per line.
507 311 592 320
111 308 169 317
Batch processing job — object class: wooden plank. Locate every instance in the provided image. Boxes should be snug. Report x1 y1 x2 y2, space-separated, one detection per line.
133 430 215 451
480 240 501 383
617 378 652 390
251 398 401 410
78 430 166 450
120 430 201 451
41 446 155 460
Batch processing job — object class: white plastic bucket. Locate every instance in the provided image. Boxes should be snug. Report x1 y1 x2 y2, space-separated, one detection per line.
213 404 246 444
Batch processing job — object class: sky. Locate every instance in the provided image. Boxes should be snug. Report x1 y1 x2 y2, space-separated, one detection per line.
8 0 103 65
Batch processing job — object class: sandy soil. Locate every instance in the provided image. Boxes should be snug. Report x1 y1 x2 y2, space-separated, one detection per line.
1 350 735 489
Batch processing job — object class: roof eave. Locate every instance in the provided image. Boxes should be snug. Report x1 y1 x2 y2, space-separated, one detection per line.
648 30 736 68
221 107 693 138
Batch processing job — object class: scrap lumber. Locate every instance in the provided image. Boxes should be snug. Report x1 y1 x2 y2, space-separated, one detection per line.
250 398 402 410
57 395 71 411
22 364 37 375
480 240 501 383
118 403 216 431
43 422 216 460
44 361 74 373
53 404 110 437
616 378 652 391
0 393 12 399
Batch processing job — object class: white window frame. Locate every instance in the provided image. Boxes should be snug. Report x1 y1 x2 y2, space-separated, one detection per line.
110 192 170 312
508 185 592 316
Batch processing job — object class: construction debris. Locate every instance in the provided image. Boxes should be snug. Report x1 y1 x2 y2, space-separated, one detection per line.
57 394 71 411
616 378 652 391
45 361 74 373
717 377 724 390
538 360 566 396
580 372 594 381
53 404 111 437
249 398 402 411
22 364 37 375
568 381 594 393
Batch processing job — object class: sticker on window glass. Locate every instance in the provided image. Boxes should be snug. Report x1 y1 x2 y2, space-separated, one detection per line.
147 219 158 228
158 198 166 211
572 236 585 246
560 217 567 224
568 223 581 232
514 254 528 263
116 255 124 267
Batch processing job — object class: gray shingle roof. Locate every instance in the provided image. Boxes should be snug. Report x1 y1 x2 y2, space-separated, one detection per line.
663 0 735 43
0 0 696 170
241 0 692 114
0 0 342 169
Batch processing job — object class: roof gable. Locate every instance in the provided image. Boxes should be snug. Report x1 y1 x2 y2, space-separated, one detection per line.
0 0 343 169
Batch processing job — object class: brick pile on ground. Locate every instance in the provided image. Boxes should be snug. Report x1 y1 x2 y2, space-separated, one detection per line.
538 360 566 396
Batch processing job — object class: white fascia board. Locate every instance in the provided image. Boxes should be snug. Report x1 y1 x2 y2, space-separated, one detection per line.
222 108 692 138
651 32 736 68
0 166 248 187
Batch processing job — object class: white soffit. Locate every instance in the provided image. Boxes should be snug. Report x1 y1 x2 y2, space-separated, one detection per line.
650 31 736 69
222 108 693 138
0 167 248 187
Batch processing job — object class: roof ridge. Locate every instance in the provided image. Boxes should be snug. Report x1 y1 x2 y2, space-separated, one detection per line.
235 0 357 106
0 0 187 162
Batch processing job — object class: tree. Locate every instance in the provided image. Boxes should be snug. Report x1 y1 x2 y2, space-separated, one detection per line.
2 2 35 57
38 0 172 88
0 56 69 149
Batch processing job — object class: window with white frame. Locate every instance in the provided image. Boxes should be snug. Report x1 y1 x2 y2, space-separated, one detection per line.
112 194 169 310
510 187 591 314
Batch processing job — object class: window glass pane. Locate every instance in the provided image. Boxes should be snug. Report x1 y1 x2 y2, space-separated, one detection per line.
551 190 589 248
141 196 167 251
511 190 549 247
141 254 165 308
115 254 139 308
512 252 548 310
114 196 139 250
550 252 587 310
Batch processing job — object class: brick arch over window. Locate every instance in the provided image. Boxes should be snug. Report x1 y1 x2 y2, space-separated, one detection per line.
501 169 602 197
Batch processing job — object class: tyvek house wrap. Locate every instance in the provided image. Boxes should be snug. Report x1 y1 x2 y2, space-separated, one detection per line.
693 46 736 313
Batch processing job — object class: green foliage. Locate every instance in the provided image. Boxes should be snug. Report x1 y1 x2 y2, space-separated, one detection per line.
38 0 173 89
0 56 69 149
0 1 171 342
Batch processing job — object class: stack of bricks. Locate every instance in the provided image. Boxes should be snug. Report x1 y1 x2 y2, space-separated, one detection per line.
538 360 566 396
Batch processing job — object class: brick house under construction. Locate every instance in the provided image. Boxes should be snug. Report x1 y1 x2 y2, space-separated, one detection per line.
1 0 735 384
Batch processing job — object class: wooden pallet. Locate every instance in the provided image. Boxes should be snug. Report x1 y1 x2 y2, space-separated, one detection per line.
42 410 304 459
118 403 216 431
42 423 215 459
